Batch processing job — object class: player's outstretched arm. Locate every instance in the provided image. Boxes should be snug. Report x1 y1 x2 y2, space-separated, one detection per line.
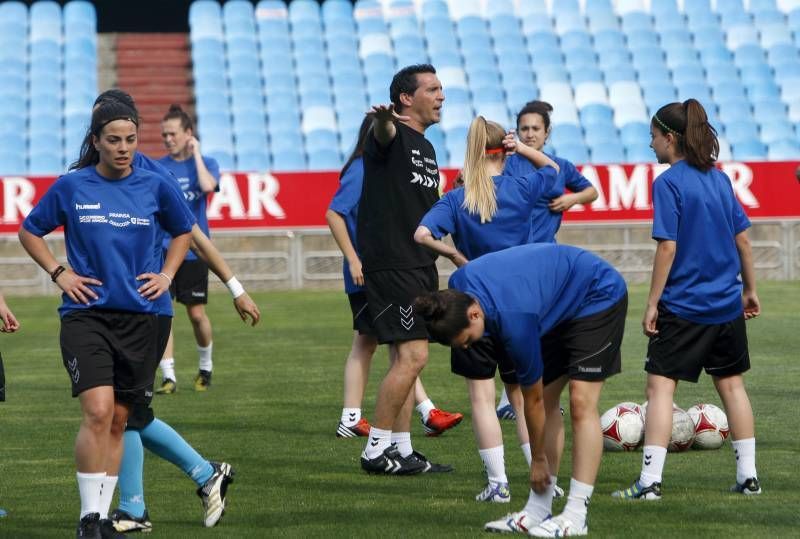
0 293 19 333
367 104 410 147
189 225 261 325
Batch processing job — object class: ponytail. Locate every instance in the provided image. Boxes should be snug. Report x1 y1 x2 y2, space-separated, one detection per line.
462 116 505 223
414 289 474 345
652 99 718 172
162 103 195 133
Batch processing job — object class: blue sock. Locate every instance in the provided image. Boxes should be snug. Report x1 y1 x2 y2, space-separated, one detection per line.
140 418 214 486
118 430 146 518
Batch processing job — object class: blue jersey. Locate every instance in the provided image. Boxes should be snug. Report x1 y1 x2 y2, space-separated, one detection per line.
23 165 196 317
448 244 627 385
157 154 220 260
503 152 593 243
652 160 751 324
328 158 365 294
420 166 557 260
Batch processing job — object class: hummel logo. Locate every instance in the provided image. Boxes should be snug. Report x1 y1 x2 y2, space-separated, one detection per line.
67 357 80 384
370 437 379 447
400 305 414 330
349 413 356 420
644 454 652 465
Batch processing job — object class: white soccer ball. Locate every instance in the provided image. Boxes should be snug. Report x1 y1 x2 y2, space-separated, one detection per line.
601 403 644 451
668 407 696 452
687 403 730 450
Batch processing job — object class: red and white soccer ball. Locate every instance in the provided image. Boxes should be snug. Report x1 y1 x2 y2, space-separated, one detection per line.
601 402 644 451
687 403 730 450
668 406 696 452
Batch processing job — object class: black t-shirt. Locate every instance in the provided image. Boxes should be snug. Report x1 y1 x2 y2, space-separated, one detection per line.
357 122 441 272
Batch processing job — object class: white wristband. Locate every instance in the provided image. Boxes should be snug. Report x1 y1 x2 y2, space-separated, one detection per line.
225 276 245 299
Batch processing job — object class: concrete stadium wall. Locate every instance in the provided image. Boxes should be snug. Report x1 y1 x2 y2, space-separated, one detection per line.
2 219 798 297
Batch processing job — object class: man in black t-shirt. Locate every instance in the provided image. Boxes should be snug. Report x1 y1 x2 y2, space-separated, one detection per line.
357 64 451 474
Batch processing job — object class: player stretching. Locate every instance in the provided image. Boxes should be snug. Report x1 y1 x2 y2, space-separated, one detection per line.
612 99 761 500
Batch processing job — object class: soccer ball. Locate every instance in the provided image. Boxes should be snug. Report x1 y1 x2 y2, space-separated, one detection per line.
687 403 730 450
668 407 696 452
601 403 644 451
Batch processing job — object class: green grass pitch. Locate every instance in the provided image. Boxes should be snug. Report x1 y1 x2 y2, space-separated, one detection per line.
0 282 797 537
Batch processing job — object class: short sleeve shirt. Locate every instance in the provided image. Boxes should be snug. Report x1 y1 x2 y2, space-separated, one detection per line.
328 157 365 294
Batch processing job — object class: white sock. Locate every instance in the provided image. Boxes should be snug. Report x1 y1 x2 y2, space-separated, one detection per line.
363 427 391 459
98 475 118 519
497 388 511 409
341 408 361 427
562 478 593 528
159 358 175 382
77 472 105 518
198 342 213 372
478 445 507 483
391 432 413 457
520 442 532 466
522 478 555 522
639 445 667 487
416 399 435 423
732 437 757 484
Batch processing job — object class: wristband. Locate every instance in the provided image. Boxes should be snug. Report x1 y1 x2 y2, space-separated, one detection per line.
225 276 245 298
50 265 66 282
159 272 173 284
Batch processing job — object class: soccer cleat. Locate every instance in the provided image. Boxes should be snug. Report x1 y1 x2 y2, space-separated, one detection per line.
110 508 152 533
99 519 126 538
484 510 545 534
611 479 662 500
197 461 235 527
553 484 565 498
360 445 426 475
407 450 453 473
731 477 761 495
529 514 588 537
154 378 176 395
476 481 511 503
422 408 464 436
194 370 212 391
496 404 516 420
336 418 371 438
76 512 101 538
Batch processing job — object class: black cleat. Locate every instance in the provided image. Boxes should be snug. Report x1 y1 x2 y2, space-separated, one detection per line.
99 518 125 538
360 446 426 475
76 513 101 538
407 450 454 473
731 477 761 495
110 508 152 533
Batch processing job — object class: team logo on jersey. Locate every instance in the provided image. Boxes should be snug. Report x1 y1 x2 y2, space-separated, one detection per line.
400 305 414 330
410 172 439 188
75 202 101 210
130 217 151 226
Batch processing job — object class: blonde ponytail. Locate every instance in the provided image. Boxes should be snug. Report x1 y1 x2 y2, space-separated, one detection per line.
462 116 505 223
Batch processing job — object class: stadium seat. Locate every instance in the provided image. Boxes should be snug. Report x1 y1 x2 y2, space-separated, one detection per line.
0 151 26 174
554 142 590 164
590 141 626 164
625 143 655 163
549 124 584 148
767 139 800 160
759 120 795 144
732 140 767 159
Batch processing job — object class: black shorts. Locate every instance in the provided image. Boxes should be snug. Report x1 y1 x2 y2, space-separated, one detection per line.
645 304 750 382
541 294 627 386
60 310 172 404
364 265 438 345
348 291 375 336
170 259 209 305
451 336 518 384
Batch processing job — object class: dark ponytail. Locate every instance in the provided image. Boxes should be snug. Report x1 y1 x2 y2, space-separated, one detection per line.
652 99 719 171
70 99 139 170
413 289 474 345
162 103 195 133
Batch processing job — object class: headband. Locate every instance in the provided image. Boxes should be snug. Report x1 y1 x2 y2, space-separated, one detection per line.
485 147 505 155
653 114 681 136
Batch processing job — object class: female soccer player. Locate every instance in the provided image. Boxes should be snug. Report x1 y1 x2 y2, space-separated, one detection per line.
326 115 463 440
414 116 558 503
612 99 761 500
496 100 598 421
156 104 221 393
19 99 195 538
415 243 628 537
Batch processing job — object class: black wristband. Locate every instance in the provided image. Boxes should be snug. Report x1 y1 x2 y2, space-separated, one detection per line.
50 265 66 282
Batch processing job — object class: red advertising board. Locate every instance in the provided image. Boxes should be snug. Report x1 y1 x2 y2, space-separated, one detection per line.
0 161 797 234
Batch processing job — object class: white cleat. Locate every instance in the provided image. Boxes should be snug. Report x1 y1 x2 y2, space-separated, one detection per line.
528 514 587 537
197 461 235 527
484 511 546 534
476 481 511 503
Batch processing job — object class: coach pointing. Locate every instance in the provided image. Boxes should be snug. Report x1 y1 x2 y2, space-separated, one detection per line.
357 64 450 474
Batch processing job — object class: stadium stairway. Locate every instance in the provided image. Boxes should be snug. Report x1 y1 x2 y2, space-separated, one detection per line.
115 33 194 157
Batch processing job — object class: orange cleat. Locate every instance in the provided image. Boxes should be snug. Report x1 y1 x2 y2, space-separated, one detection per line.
422 408 464 436
337 417 371 438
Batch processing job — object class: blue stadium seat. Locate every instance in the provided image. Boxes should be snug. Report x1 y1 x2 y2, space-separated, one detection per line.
593 29 626 53
621 11 653 33
572 67 604 84
626 28 660 49
28 152 64 175
554 143 589 164
580 103 614 127
560 30 593 52
236 151 271 172
603 64 637 84
746 80 781 101
713 81 747 102
619 122 650 146
725 121 760 144
0 152 26 174
307 149 342 170
625 143 655 163
767 139 800 160
584 124 620 147
759 120 795 144
672 63 706 86
734 44 766 68
549 124 584 147
590 142 626 164
732 140 767 159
